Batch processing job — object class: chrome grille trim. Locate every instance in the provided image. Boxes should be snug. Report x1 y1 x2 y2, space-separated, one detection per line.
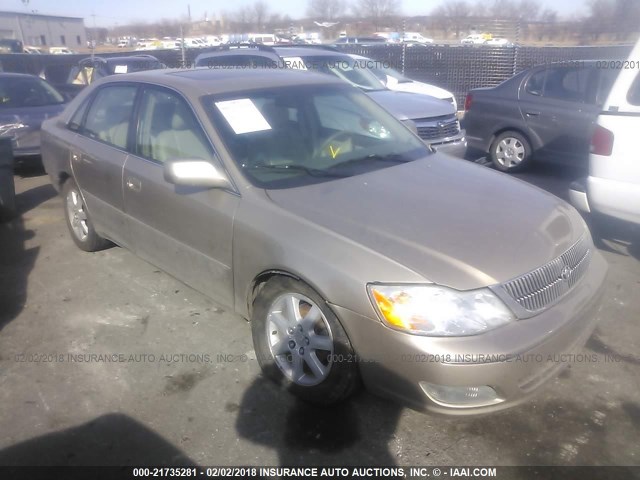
414 115 461 143
497 236 591 316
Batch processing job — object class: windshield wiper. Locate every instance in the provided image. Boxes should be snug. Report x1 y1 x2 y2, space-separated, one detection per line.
329 153 413 170
248 163 350 178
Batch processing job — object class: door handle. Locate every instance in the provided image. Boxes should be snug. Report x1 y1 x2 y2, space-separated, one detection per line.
525 111 541 117
72 153 79 162
126 177 142 192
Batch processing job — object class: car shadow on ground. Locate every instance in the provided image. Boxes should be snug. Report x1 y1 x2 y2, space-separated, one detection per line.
235 358 411 467
0 178 56 332
0 413 197 467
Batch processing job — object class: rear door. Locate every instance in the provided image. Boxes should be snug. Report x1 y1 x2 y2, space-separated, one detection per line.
122 86 239 307
70 84 138 248
519 65 597 165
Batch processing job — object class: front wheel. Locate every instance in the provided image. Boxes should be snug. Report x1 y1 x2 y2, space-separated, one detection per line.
251 277 360 405
490 131 532 172
63 179 111 252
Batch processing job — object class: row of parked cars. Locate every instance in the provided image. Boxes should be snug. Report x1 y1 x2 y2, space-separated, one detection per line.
1 41 637 414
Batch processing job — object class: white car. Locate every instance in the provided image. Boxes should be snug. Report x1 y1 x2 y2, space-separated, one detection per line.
569 39 640 225
349 54 458 110
485 38 511 47
461 34 487 45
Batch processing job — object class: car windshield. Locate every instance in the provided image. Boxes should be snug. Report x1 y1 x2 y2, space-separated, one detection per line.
0 76 65 108
369 64 412 84
205 83 429 189
291 55 388 92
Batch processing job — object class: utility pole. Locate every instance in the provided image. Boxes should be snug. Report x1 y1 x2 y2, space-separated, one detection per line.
91 12 97 60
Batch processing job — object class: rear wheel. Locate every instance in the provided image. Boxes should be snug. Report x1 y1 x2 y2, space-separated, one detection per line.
63 179 111 252
251 277 360 405
490 131 532 172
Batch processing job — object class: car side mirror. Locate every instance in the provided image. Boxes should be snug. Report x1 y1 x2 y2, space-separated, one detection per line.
164 160 231 189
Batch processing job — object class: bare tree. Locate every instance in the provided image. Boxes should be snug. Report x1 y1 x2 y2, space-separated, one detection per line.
307 0 346 20
583 0 614 40
254 1 269 30
539 8 558 41
432 1 470 39
353 0 401 27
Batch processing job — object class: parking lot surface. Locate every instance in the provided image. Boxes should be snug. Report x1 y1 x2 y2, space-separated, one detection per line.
1 163 639 467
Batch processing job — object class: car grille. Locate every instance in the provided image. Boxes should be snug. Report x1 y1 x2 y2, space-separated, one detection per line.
501 235 591 313
414 115 460 143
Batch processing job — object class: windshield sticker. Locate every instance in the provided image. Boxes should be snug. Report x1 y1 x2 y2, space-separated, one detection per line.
215 99 272 134
283 57 307 70
114 65 128 74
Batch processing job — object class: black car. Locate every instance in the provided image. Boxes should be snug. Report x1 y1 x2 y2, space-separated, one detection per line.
464 60 619 172
0 73 66 164
52 55 165 99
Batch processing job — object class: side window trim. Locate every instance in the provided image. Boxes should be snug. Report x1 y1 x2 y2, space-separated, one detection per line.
132 84 217 165
525 68 547 97
77 83 140 152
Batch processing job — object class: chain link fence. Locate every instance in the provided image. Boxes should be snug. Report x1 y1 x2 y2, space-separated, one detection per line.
0 44 633 107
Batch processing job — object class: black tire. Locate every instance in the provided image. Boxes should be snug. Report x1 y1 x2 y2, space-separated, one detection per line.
62 179 111 252
251 277 360 406
490 131 533 173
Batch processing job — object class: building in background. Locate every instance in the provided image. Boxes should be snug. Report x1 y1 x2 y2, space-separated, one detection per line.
0 11 86 49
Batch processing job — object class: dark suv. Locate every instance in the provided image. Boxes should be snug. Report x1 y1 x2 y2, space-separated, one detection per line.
52 55 165 99
464 60 619 172
195 45 466 156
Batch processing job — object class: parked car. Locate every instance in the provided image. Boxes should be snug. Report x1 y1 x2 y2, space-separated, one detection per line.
485 38 512 47
333 36 387 45
349 54 458 110
41 68 606 414
461 34 487 45
402 32 434 44
196 46 466 155
0 73 66 164
464 61 619 172
55 55 165 99
0 38 24 53
49 47 74 55
569 41 640 225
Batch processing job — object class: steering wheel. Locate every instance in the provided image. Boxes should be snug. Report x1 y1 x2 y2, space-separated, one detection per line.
313 131 352 159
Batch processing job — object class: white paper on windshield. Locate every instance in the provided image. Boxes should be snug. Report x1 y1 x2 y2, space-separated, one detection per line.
283 57 307 70
215 99 272 135
114 65 128 74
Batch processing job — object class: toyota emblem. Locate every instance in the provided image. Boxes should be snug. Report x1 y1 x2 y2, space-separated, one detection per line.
560 265 572 281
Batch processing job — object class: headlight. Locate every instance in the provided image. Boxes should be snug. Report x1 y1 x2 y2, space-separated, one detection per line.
367 284 514 337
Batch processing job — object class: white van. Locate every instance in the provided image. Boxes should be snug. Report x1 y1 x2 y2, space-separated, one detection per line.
402 32 433 44
569 39 640 225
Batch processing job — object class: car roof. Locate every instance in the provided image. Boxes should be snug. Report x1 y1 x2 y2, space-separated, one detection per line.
95 68 345 96
273 47 348 58
79 55 160 65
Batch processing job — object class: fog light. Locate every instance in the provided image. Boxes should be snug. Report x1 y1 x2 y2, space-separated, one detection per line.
420 382 503 408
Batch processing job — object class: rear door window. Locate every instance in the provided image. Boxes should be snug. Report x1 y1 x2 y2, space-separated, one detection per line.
544 66 590 103
83 85 137 149
525 70 546 96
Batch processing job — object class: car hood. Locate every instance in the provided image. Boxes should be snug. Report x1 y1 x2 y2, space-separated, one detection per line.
366 90 455 120
386 78 452 100
266 155 586 290
0 103 66 129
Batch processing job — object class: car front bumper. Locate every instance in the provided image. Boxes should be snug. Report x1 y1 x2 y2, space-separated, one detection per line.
332 250 608 415
430 137 467 159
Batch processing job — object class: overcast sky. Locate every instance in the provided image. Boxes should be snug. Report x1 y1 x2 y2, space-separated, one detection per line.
12 0 589 27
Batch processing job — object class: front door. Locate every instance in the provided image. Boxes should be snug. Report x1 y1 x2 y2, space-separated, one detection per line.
122 86 239 307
